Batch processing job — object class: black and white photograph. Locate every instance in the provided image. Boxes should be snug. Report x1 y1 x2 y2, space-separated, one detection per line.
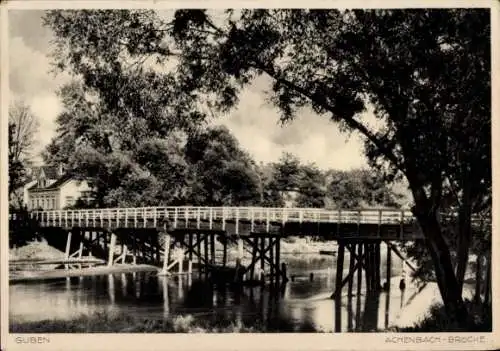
2 2 497 349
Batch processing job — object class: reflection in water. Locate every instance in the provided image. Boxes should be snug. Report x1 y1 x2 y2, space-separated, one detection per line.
10 254 421 332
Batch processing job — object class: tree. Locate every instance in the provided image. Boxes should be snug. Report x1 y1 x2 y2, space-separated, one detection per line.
9 100 39 207
184 126 261 205
44 9 490 326
295 163 326 208
271 152 302 192
326 170 364 209
325 169 403 209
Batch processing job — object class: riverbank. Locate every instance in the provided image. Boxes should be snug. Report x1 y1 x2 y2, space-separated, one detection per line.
389 281 491 332
9 311 305 333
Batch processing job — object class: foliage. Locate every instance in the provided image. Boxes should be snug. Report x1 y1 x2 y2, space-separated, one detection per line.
43 9 491 325
184 125 261 206
295 163 325 208
391 301 491 332
8 100 39 206
326 169 404 209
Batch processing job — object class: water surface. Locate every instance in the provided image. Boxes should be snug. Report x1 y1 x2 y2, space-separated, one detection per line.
10 253 421 332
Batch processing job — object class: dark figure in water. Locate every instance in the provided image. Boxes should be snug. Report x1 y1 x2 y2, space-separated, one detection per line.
399 278 406 290
309 273 314 281
382 281 389 291
281 263 289 282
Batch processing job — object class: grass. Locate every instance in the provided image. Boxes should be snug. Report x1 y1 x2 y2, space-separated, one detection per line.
10 311 318 333
388 300 492 332
11 312 255 333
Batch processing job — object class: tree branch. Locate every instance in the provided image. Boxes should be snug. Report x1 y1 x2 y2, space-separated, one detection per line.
254 63 405 172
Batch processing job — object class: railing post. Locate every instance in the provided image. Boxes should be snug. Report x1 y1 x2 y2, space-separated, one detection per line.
154 208 157 228
235 208 240 235
378 210 382 238
222 207 226 231
174 207 178 228
250 208 255 233
197 207 201 229
400 211 404 240
266 208 270 232
337 210 341 238
209 207 213 230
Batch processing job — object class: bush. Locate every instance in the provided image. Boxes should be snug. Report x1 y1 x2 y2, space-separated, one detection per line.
392 300 491 332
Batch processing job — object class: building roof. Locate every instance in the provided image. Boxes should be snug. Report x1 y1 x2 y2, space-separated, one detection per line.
28 174 74 192
36 166 60 180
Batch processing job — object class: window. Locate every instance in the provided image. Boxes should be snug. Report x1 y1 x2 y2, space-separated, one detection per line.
65 196 74 207
52 198 56 209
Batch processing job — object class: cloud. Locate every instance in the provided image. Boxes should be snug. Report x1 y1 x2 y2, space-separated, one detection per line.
217 78 369 170
9 11 369 171
29 93 63 149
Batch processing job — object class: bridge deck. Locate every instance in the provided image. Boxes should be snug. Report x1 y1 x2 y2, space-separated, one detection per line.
24 206 427 240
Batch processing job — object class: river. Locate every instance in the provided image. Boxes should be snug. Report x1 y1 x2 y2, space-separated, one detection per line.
10 252 430 332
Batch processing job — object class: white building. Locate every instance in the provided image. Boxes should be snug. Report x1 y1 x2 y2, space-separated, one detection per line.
26 166 92 210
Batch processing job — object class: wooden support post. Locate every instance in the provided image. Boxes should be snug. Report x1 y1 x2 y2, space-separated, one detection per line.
188 232 193 274
121 245 128 264
334 242 344 332
375 242 381 291
197 232 202 276
78 241 84 259
237 237 244 260
210 233 216 265
161 233 171 275
260 236 265 280
64 231 72 270
334 241 345 298
250 237 257 280
107 233 117 267
386 241 392 289
222 235 228 267
132 233 137 265
204 233 209 273
371 243 376 292
270 236 275 283
275 236 280 283
364 243 371 293
178 256 183 275
348 243 355 296
156 234 161 266
357 243 363 295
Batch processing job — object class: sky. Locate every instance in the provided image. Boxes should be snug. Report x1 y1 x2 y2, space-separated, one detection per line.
8 9 370 171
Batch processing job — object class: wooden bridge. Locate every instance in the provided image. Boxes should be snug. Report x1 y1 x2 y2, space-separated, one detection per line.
28 206 424 240
10 206 489 302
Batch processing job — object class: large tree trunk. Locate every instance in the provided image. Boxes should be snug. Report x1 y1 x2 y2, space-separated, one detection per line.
474 252 482 304
415 210 469 328
455 185 473 296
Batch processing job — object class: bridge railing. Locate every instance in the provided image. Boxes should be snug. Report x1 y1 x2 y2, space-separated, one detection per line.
22 206 487 228
28 206 416 225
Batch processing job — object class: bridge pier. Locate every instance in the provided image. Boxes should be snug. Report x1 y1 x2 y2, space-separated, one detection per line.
332 240 383 299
